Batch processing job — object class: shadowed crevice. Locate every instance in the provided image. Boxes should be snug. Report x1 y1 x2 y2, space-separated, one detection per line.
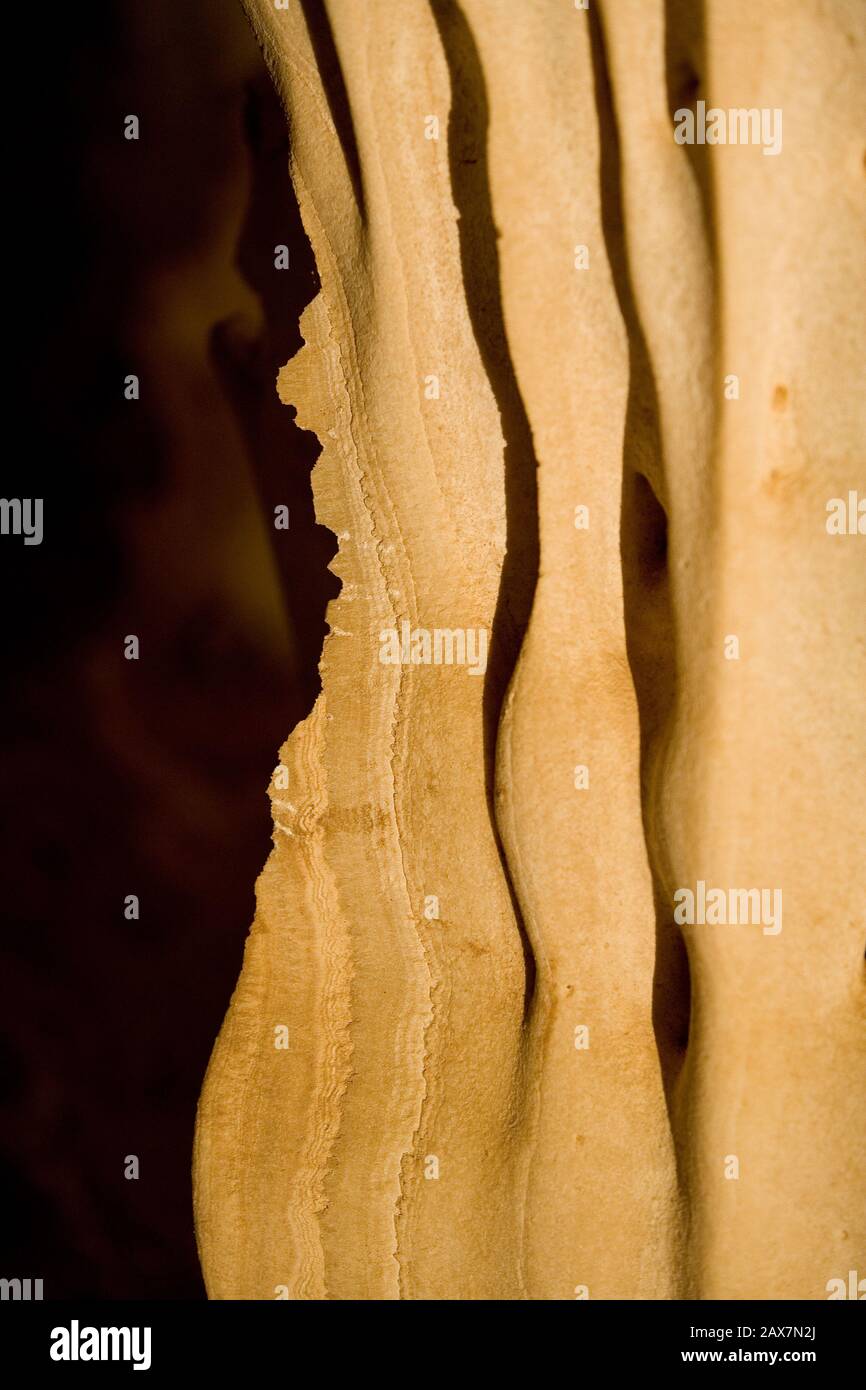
431 0 539 1015
664 0 714 268
299 0 366 219
587 9 689 1129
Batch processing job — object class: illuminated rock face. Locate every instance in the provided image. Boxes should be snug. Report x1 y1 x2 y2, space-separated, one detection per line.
194 0 866 1300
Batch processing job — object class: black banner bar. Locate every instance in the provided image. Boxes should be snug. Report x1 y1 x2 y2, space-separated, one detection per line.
2 1299 862 1377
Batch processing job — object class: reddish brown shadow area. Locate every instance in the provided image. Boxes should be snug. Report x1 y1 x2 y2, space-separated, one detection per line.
1 0 333 1298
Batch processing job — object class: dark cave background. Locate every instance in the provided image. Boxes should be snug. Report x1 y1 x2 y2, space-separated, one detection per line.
1 0 334 1298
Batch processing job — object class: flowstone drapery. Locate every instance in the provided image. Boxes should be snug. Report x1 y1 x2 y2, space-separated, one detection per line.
194 0 866 1300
